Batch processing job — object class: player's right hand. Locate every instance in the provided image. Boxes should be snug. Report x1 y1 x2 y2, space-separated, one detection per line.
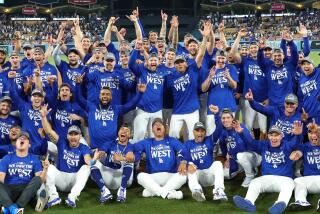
245 88 253 101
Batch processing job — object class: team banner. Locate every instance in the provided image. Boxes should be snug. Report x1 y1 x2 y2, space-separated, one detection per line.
22 8 37 15
68 0 97 5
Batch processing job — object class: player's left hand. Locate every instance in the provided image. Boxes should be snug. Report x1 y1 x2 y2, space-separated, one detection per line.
289 150 302 161
187 164 197 174
113 153 124 162
125 152 135 163
178 161 187 175
301 107 309 122
232 120 243 133
292 120 303 135
209 104 219 114
137 83 147 93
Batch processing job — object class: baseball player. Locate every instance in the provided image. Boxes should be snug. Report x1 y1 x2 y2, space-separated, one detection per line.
297 58 320 124
246 91 303 142
166 21 209 140
90 124 134 203
0 131 48 214
215 108 261 187
233 121 303 214
289 121 320 211
0 96 20 145
134 118 187 199
184 105 227 202
40 105 102 208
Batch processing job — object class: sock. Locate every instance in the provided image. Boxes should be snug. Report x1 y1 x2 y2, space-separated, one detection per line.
8 204 18 213
121 163 133 189
90 167 105 190
253 128 260 140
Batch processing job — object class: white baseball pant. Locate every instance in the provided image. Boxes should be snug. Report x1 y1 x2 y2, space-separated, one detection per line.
188 161 225 193
137 172 187 198
243 100 267 133
169 110 199 140
46 164 90 200
133 108 162 143
245 175 294 205
293 176 320 202
224 152 261 179
93 160 133 190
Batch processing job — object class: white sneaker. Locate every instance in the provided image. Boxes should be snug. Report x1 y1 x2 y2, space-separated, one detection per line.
167 190 183 200
46 195 61 208
192 189 206 202
241 177 254 188
142 189 155 198
116 187 126 203
213 188 228 201
289 200 311 211
35 188 49 212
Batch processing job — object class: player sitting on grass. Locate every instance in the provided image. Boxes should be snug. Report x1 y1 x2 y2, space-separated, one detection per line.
184 105 227 202
0 131 48 214
232 121 303 214
40 104 103 208
289 121 320 211
90 124 135 203
134 118 187 200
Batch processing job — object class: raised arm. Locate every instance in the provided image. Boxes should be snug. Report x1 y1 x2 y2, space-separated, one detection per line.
297 24 310 57
234 120 262 151
8 72 27 108
118 83 146 115
245 88 275 116
13 31 21 53
196 21 211 68
230 28 247 64
111 26 124 43
52 44 62 67
40 104 59 144
159 10 168 39
126 14 142 41
170 16 179 50
104 17 118 46
207 25 215 55
218 22 228 49
201 66 215 92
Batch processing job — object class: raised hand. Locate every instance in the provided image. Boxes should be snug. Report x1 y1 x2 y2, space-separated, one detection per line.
119 28 126 37
161 10 168 21
297 23 308 37
218 22 225 32
301 107 309 122
14 31 21 40
223 68 231 80
199 21 212 38
209 104 219 114
258 37 266 49
245 88 254 101
292 120 303 135
108 16 119 25
232 120 243 133
170 15 179 28
126 14 137 22
132 6 139 19
111 25 118 32
209 66 216 78
238 28 248 38
137 83 147 93
307 118 317 132
40 104 51 118
75 72 86 84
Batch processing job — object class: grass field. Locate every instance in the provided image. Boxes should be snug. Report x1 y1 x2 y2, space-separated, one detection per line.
23 51 320 213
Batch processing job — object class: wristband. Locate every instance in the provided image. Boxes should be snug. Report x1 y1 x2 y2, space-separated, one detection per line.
89 159 96 166
180 160 187 164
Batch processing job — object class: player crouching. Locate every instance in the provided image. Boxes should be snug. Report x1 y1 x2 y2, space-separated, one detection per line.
289 121 320 211
90 124 135 203
185 120 227 202
135 118 187 200
232 121 303 214
40 105 102 208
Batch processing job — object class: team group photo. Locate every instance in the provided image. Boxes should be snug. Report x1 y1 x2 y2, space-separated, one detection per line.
0 0 319 213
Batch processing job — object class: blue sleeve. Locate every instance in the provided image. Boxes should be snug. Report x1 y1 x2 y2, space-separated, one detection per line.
128 50 141 76
286 134 303 151
249 100 275 117
75 84 88 111
229 65 239 83
0 155 9 172
303 37 310 57
8 79 26 110
137 19 146 38
218 133 228 158
117 91 142 115
280 39 288 59
45 81 58 109
134 140 145 162
120 73 134 90
257 48 272 72
240 128 263 153
106 42 120 63
211 114 222 142
171 138 186 162
81 145 91 156
287 40 299 69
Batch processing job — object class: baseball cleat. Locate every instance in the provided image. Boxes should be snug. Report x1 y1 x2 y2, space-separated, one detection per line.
289 200 311 211
233 195 256 212
9 207 24 214
192 189 206 202
213 188 228 201
45 197 61 209
65 198 76 208
1 207 9 214
268 201 286 214
35 188 49 212
100 186 113 203
166 190 183 200
241 177 254 188
116 187 127 203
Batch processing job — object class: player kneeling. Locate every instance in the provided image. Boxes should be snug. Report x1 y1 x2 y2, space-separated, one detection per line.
40 105 102 208
90 124 135 203
289 121 320 211
135 118 187 200
232 121 303 214
185 120 227 202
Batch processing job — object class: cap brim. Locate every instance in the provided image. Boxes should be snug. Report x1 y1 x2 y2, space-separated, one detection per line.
174 59 186 63
32 92 44 97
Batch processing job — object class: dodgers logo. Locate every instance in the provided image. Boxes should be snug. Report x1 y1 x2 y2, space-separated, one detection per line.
151 144 171 163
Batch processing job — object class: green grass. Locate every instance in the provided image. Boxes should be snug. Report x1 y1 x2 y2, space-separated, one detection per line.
25 176 320 214
23 51 320 213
